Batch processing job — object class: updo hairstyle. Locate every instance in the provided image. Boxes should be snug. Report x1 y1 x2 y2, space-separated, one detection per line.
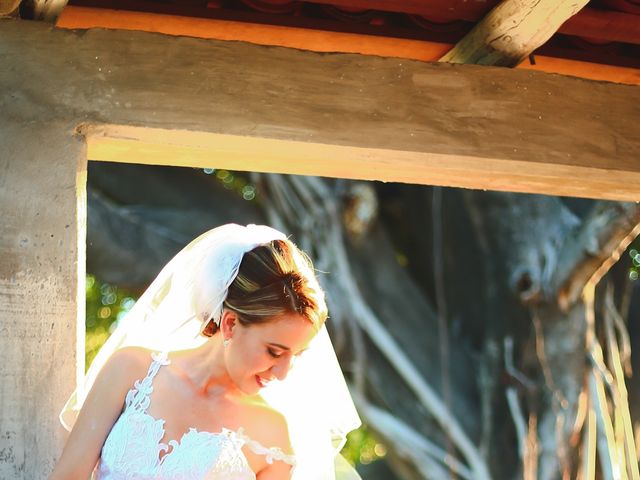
202 239 327 336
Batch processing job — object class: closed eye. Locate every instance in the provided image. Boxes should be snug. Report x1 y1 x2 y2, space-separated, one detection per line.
267 348 283 358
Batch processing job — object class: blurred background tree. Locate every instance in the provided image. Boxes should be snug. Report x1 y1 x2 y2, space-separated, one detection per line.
86 162 640 479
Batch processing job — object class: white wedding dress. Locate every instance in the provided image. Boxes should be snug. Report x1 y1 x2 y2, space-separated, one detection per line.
95 352 296 480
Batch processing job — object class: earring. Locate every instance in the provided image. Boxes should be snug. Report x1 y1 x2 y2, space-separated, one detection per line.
223 338 231 347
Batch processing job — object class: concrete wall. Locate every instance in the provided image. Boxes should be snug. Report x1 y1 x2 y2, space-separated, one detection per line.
0 15 638 478
0 121 86 478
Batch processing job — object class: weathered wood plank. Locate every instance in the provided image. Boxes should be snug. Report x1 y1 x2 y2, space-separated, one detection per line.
56 6 640 85
85 125 640 201
56 6 451 63
1 18 638 200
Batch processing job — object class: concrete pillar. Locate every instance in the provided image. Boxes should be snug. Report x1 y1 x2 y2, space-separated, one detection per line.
0 121 86 478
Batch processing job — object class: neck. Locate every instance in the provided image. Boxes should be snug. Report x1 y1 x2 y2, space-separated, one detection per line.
173 336 239 397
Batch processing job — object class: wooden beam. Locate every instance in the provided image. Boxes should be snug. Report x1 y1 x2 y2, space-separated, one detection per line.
84 125 640 202
518 55 639 85
56 5 449 61
56 6 640 85
3 18 639 201
440 0 590 66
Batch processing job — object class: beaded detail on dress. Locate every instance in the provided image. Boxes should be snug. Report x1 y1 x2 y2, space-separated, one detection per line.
95 352 296 480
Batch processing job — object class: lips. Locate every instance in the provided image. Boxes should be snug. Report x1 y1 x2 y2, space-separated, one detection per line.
255 375 272 388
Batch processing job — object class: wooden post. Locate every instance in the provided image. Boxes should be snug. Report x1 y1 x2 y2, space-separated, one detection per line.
441 0 589 66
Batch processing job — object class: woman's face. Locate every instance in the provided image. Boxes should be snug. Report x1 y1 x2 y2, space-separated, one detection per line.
224 313 318 395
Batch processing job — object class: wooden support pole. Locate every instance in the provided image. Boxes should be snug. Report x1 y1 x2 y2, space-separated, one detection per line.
441 0 589 67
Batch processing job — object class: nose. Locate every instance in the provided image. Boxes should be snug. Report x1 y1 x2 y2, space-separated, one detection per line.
272 355 296 381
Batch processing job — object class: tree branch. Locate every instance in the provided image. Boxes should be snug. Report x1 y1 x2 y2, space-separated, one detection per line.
548 202 640 310
353 392 473 480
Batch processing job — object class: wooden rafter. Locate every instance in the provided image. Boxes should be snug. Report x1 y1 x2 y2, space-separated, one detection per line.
0 0 20 15
56 6 640 85
22 0 69 21
440 0 590 66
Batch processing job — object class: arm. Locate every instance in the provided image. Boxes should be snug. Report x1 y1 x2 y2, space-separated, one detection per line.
49 348 148 480
257 459 293 480
255 409 294 480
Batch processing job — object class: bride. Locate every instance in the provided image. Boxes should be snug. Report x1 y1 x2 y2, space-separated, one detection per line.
50 224 361 479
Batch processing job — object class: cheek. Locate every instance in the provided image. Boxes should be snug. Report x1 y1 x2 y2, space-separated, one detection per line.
227 348 273 393
229 344 269 376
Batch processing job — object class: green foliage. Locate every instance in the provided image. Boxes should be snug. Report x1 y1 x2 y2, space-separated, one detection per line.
629 236 640 281
341 424 387 467
85 275 137 370
202 168 257 202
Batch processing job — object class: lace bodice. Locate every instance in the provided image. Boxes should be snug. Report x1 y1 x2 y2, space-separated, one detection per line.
95 352 296 479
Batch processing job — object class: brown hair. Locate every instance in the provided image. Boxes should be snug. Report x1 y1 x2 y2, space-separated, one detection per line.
202 239 327 336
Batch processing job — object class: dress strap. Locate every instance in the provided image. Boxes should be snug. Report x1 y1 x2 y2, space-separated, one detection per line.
231 428 297 466
124 351 170 413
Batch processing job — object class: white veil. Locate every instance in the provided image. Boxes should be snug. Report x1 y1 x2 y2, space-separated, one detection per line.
60 223 362 479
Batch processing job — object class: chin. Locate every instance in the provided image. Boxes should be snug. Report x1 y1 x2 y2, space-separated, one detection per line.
250 374 270 393
236 376 261 395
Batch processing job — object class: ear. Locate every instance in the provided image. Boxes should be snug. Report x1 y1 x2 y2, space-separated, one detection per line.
219 309 237 340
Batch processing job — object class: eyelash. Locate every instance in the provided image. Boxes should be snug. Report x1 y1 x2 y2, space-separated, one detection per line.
267 348 282 358
268 349 306 359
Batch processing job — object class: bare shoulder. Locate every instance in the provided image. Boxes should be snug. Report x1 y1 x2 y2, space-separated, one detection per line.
241 400 294 479
242 398 292 454
105 346 153 376
108 345 154 368
96 346 154 392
